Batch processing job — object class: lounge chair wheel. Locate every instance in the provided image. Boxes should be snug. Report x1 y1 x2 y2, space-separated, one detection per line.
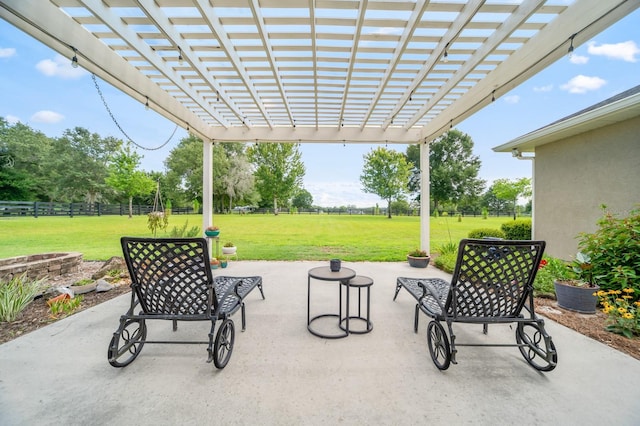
108 319 147 367
427 321 451 370
516 322 557 371
213 319 235 369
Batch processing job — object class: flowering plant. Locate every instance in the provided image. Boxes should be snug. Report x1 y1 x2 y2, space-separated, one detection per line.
533 256 571 297
596 288 640 338
408 248 428 257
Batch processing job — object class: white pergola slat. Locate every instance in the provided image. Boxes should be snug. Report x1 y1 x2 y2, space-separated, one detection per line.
0 0 637 254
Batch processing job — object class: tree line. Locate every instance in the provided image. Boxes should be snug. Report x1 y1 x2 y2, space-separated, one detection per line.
0 117 530 218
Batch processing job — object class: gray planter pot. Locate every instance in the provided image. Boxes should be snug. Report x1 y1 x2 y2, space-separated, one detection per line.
407 255 430 268
554 280 599 314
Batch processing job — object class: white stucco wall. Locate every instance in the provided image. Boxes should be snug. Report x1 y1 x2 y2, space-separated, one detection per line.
534 115 640 259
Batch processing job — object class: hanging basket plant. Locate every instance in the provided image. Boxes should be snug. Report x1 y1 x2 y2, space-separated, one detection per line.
147 180 169 237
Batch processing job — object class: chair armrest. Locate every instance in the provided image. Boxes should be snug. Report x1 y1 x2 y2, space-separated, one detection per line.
212 279 242 317
417 279 449 315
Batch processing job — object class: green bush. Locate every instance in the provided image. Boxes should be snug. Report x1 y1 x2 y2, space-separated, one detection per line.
436 241 458 256
0 274 45 322
434 241 459 273
434 252 457 273
468 228 506 239
533 256 571 298
578 206 640 293
169 220 200 238
500 219 532 240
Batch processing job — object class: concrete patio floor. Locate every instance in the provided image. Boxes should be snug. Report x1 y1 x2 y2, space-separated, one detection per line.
1 260 639 425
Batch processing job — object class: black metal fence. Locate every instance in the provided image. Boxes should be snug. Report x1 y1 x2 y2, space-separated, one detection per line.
0 201 195 217
1 200 520 218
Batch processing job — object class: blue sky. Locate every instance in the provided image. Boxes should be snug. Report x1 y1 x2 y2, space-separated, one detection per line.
1 9 639 208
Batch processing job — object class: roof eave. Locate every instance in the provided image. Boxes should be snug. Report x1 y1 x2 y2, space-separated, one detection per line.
493 89 640 153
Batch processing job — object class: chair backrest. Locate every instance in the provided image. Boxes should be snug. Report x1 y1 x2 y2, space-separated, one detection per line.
447 239 545 318
121 237 215 315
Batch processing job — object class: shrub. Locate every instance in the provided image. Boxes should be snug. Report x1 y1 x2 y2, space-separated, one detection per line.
49 295 84 319
500 219 531 240
434 241 459 273
434 252 457 273
578 206 640 293
468 228 506 239
533 256 571 298
0 274 45 322
169 220 200 238
437 241 458 256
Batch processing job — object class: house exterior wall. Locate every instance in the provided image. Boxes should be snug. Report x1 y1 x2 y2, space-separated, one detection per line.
534 115 640 259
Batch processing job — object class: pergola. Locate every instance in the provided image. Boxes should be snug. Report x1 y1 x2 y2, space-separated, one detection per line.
1 0 636 253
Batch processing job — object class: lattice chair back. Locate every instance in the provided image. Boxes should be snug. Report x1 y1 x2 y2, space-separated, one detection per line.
447 239 546 318
121 237 215 316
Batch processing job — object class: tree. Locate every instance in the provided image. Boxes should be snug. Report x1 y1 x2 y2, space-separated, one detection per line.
247 143 305 214
292 188 313 209
0 118 53 200
492 177 532 220
164 135 205 206
49 127 120 203
105 143 156 218
405 144 421 198
360 147 411 219
222 154 254 210
408 129 484 214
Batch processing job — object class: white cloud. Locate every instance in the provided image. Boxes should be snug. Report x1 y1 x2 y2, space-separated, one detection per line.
35 54 87 79
0 47 16 58
305 181 382 208
373 27 402 36
5 115 20 124
569 54 589 65
560 75 606 94
504 95 520 104
587 40 640 62
30 110 64 123
533 84 553 92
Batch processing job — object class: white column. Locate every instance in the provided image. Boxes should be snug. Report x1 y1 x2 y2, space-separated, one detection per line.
203 139 213 257
420 142 430 254
530 157 536 238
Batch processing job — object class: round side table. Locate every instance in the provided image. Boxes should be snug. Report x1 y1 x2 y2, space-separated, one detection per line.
340 275 373 334
307 266 356 339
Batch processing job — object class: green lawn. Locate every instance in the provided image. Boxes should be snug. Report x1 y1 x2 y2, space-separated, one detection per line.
0 214 513 261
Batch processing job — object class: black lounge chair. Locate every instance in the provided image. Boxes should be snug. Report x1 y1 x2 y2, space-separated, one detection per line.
108 237 264 369
395 239 556 371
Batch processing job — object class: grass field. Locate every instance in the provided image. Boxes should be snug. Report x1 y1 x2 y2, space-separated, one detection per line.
0 214 513 261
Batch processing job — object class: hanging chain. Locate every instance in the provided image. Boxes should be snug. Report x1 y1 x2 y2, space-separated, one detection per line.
91 73 177 151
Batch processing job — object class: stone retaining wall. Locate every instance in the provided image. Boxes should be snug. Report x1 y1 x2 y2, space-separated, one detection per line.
0 253 83 282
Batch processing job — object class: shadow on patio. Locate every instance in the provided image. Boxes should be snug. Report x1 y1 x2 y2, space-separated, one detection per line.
1 261 638 425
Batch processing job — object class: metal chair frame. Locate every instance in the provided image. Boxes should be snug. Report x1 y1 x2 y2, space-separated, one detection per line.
395 239 557 371
108 237 264 369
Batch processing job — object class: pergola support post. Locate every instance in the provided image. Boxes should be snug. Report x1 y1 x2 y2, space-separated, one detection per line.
203 139 213 258
420 142 430 254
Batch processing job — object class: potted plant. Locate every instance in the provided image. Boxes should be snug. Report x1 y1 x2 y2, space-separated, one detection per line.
553 252 600 314
222 242 237 255
204 226 220 237
407 248 430 268
210 257 220 269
